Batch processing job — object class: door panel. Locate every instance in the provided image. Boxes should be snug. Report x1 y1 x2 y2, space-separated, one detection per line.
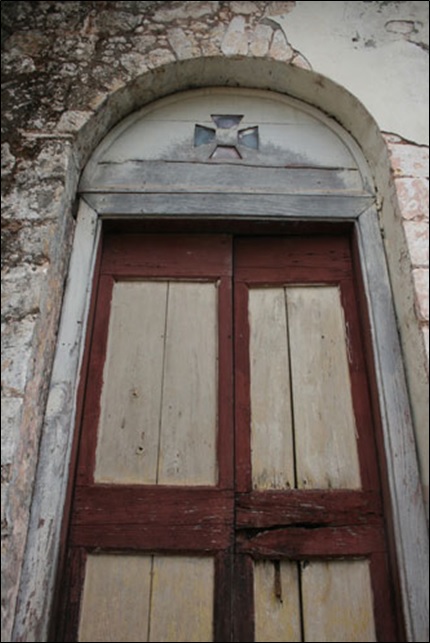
253 560 301 643
78 554 152 642
301 560 376 642
95 280 219 485
157 281 218 485
249 288 295 490
95 281 167 484
287 286 361 490
78 554 214 643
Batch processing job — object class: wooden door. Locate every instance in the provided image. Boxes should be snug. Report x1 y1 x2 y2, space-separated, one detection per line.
56 232 402 642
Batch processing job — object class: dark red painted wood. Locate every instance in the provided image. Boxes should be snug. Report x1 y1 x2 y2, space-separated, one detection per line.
234 281 252 493
233 555 254 642
77 274 114 485
218 275 234 489
73 486 234 525
71 523 232 551
234 235 352 284
339 277 381 491
102 233 232 277
214 551 233 642
61 548 86 643
236 524 385 559
236 489 382 528
370 552 403 642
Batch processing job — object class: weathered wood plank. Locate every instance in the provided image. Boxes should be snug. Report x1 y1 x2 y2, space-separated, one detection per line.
101 233 232 278
233 555 255 642
81 161 364 194
73 486 234 526
301 560 377 642
236 524 385 559
235 235 353 283
249 288 295 490
78 554 152 642
82 192 374 220
235 489 382 529
214 552 233 643
358 207 429 642
254 560 301 642
149 556 214 642
94 281 167 484
287 286 361 489
158 282 218 485
71 523 231 552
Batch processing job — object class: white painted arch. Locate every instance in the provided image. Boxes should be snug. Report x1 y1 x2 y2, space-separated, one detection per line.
13 59 428 642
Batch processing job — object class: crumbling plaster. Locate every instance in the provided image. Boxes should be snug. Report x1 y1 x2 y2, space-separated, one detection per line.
1 2 428 642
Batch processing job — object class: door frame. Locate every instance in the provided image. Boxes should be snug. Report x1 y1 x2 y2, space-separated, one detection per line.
15 86 429 640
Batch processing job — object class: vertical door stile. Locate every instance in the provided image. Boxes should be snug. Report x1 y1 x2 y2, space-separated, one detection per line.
234 280 252 494
77 274 115 486
218 274 235 490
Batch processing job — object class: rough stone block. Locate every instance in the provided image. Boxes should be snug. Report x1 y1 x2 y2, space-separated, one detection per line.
221 16 249 56
1 318 37 396
413 269 430 322
231 1 259 14
388 143 429 178
167 27 197 60
269 29 294 61
249 23 273 57
403 220 429 267
153 1 219 22
395 177 429 221
1 398 23 465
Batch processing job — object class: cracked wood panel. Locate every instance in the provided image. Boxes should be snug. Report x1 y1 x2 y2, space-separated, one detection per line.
249 285 360 490
94 280 218 485
249 288 295 490
254 560 301 643
287 286 361 490
78 554 214 643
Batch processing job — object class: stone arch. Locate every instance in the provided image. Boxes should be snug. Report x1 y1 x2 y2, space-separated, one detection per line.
13 57 428 642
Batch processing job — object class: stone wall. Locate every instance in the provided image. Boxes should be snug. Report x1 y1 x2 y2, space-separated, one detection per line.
1 2 428 641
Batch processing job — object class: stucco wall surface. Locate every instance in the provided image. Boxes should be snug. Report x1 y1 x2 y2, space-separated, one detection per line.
1 2 428 641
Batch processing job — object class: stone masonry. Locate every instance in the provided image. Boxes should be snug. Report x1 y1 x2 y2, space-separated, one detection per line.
1 2 428 641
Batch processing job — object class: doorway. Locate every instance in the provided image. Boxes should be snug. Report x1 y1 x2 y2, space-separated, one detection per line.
56 229 401 642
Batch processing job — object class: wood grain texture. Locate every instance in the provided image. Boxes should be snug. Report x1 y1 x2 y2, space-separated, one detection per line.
235 235 353 283
101 233 232 278
94 279 218 486
94 281 167 484
236 524 385 559
72 486 234 552
158 282 218 485
301 560 377 642
287 286 361 489
82 192 373 220
249 288 295 490
149 556 214 642
78 554 152 642
235 489 382 529
254 560 301 643
82 161 364 195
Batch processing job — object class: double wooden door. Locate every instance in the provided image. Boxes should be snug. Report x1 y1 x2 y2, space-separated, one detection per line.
58 233 401 642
